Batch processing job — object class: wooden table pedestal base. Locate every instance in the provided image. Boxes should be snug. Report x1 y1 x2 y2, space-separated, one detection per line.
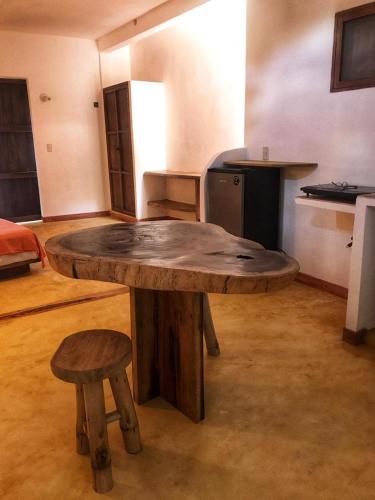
130 288 204 422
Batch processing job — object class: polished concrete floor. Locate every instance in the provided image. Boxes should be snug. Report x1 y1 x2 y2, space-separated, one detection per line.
1 219 375 499
1 217 123 316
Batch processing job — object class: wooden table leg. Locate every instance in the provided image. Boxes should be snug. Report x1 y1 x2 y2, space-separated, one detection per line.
203 294 220 357
130 288 160 404
130 288 205 422
195 178 200 222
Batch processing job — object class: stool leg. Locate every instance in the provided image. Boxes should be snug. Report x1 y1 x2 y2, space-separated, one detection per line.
109 370 142 454
75 384 89 455
84 381 113 493
203 294 220 356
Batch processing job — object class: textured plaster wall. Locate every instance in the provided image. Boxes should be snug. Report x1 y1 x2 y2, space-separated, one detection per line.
99 46 131 88
245 0 375 287
0 30 106 217
129 0 247 208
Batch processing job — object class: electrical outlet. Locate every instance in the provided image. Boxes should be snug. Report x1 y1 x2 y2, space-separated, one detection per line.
262 146 269 161
47 144 52 152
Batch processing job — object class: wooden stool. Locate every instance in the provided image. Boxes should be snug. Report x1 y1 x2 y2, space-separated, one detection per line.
51 329 142 494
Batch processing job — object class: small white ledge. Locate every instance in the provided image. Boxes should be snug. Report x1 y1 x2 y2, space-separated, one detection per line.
295 195 356 214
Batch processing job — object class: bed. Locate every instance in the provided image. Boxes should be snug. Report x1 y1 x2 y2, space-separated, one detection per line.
0 219 45 279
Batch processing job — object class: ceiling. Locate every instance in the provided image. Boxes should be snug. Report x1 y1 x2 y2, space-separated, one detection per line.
0 0 168 39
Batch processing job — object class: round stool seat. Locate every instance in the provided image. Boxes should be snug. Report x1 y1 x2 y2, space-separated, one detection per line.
51 329 132 384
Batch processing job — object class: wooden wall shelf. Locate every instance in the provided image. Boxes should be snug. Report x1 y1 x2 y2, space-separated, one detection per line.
147 199 196 213
224 160 318 168
144 170 201 220
144 170 201 180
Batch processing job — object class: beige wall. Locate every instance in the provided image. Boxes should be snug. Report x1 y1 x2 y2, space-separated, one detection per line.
128 0 247 209
0 30 106 217
100 46 131 88
98 46 132 210
245 0 375 287
97 0 211 51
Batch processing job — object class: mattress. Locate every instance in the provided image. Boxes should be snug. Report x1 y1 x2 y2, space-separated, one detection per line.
0 251 39 267
0 218 45 266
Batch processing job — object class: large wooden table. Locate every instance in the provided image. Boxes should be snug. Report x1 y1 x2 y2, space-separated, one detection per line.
46 221 299 422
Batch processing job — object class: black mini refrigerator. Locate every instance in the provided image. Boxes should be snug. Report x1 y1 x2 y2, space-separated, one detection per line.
206 166 280 250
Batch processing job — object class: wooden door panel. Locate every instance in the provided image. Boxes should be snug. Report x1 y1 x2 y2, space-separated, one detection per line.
104 92 118 132
123 173 136 215
0 79 41 222
107 134 121 171
119 131 133 173
104 82 135 217
0 177 41 221
0 133 36 174
117 86 131 131
109 172 124 212
0 80 31 127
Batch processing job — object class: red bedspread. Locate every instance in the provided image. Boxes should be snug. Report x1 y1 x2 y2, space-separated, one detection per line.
0 219 46 265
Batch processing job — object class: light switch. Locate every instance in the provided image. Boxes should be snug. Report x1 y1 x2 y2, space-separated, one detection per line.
47 144 53 152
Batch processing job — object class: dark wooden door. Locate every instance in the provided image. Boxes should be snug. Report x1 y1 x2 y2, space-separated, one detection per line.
0 79 41 222
103 82 136 217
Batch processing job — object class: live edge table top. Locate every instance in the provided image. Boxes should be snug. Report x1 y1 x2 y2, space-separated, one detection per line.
45 221 299 294
46 221 299 423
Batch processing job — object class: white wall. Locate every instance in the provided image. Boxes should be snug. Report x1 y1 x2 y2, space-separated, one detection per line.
97 0 211 51
245 0 375 287
128 0 247 213
100 46 131 88
0 30 106 217
130 81 166 218
98 46 132 211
